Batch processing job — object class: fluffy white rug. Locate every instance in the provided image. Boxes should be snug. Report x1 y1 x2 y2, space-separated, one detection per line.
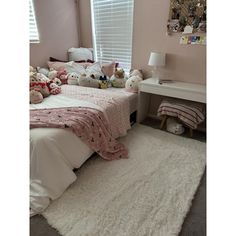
42 124 206 236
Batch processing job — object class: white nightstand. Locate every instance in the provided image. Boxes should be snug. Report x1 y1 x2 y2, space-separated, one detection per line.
137 78 206 123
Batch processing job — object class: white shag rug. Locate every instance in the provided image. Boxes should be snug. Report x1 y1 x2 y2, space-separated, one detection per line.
42 124 206 236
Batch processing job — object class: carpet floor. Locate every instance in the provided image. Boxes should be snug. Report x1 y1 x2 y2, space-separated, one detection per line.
30 119 206 236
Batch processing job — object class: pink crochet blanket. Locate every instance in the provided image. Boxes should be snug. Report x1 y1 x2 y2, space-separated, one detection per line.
30 107 128 160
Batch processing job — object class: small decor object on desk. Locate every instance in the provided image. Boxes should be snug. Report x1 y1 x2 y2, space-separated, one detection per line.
148 52 166 84
166 117 185 135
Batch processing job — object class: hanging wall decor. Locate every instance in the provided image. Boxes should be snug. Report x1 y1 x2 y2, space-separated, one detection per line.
167 0 206 34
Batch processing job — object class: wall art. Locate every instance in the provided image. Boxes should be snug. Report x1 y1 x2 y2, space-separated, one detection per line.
167 0 206 34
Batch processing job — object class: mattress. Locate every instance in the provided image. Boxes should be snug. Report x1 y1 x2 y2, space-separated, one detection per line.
30 85 138 215
106 87 138 114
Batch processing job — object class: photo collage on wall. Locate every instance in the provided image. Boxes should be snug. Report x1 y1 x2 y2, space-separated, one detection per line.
167 0 206 34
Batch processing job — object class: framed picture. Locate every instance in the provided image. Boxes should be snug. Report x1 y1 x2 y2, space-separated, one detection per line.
167 0 207 34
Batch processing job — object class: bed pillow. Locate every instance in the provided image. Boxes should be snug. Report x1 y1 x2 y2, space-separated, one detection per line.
48 61 68 71
86 62 103 79
68 47 93 61
101 61 119 78
49 57 94 63
63 61 86 75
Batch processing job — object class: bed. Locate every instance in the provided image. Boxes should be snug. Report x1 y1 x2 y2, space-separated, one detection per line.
30 85 138 215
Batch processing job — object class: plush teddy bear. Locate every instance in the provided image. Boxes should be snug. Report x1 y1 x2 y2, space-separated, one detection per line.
47 81 61 95
78 74 100 88
67 72 79 85
30 90 44 104
110 68 127 88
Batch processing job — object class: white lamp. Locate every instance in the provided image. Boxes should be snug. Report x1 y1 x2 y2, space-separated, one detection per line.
148 52 166 83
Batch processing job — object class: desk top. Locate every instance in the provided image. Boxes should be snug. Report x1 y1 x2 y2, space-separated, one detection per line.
139 78 206 103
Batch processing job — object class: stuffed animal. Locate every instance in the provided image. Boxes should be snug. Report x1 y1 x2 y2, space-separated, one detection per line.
52 77 62 86
78 74 100 88
99 75 108 89
30 90 43 104
47 81 61 95
125 69 143 93
125 75 143 93
67 72 79 85
36 67 49 77
166 117 185 135
48 69 58 80
36 73 50 83
30 81 50 98
57 69 68 84
110 68 127 88
129 69 143 78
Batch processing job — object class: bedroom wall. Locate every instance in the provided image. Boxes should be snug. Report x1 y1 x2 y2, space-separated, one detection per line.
78 0 206 85
30 0 80 67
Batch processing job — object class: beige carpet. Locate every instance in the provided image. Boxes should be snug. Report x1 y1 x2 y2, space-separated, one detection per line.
42 124 206 236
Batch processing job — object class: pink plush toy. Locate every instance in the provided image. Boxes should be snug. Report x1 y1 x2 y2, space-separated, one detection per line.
57 69 68 84
47 81 61 95
30 90 43 104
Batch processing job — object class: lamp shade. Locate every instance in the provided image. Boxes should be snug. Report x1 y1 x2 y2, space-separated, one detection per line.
148 52 166 66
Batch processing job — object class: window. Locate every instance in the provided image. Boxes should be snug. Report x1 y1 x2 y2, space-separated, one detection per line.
29 0 39 42
91 0 134 73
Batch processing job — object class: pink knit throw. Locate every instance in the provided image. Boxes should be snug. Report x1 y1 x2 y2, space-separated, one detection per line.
30 107 128 160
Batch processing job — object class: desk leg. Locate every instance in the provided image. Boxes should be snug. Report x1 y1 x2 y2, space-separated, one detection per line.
137 92 150 123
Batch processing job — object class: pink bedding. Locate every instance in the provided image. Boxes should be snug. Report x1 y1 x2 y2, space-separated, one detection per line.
61 85 131 138
30 107 128 160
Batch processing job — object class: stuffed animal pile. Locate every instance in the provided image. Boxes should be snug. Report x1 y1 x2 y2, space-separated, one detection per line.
29 66 62 104
29 64 144 104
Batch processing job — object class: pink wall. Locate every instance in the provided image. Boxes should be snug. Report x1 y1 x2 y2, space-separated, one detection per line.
78 0 206 85
30 0 79 67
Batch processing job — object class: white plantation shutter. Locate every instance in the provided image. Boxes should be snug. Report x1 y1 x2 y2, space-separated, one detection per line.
91 0 134 72
29 0 39 42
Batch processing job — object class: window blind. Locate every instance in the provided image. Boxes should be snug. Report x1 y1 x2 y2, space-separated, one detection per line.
29 0 39 42
91 0 134 72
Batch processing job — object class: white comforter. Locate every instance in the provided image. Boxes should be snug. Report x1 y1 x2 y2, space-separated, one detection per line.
30 87 131 215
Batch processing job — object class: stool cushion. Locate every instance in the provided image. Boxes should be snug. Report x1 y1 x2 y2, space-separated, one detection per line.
157 99 205 129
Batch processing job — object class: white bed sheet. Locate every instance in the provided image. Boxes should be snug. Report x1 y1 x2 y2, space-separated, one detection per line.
30 87 137 215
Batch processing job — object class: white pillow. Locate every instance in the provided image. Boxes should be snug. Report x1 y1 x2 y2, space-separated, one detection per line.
68 47 93 61
86 62 103 79
64 61 86 75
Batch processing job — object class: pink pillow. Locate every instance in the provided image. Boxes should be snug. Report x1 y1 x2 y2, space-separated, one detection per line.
47 61 67 71
101 61 119 77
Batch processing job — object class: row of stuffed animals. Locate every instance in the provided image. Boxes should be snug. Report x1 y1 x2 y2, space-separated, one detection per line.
30 65 143 104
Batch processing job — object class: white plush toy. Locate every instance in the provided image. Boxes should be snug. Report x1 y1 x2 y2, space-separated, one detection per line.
67 72 79 85
166 117 185 135
78 74 100 88
125 69 143 93
48 70 58 80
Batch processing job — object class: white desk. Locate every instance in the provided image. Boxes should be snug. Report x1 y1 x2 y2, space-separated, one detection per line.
137 78 206 123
